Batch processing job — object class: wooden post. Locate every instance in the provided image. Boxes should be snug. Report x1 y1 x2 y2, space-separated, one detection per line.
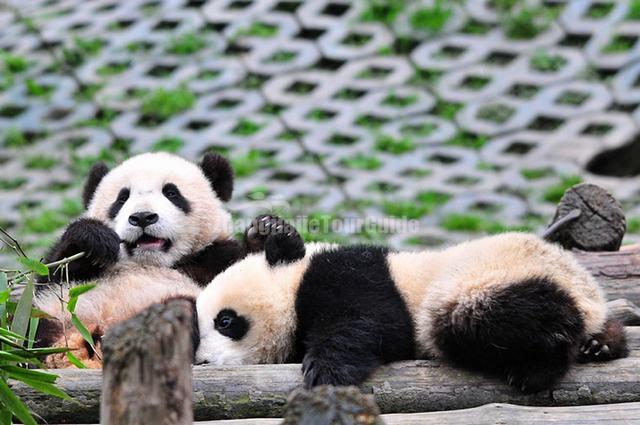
100 299 194 425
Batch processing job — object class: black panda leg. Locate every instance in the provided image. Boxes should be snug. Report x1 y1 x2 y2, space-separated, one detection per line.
431 277 585 392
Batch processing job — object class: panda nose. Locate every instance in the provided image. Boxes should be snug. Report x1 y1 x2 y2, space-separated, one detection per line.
128 211 159 228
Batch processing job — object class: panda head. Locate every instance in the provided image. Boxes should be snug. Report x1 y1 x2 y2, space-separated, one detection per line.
84 152 234 267
195 233 312 365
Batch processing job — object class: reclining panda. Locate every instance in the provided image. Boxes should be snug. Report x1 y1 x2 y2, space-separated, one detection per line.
194 229 628 392
34 152 285 367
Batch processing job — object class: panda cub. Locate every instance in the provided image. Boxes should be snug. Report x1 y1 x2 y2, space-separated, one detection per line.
195 231 628 392
34 152 282 367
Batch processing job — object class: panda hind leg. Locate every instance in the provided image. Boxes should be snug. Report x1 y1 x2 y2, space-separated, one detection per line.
431 277 585 393
577 319 629 363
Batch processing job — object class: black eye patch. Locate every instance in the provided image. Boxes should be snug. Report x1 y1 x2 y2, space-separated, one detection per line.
214 309 249 341
162 183 191 214
108 188 130 219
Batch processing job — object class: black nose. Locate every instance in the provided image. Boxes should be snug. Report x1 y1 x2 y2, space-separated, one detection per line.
128 211 159 228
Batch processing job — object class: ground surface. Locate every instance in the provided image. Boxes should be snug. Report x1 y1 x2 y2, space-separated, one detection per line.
0 0 640 266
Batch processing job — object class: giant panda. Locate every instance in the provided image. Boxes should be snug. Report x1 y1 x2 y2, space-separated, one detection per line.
33 152 286 368
194 230 628 392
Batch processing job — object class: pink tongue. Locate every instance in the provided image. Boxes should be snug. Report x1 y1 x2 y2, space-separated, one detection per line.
137 238 164 249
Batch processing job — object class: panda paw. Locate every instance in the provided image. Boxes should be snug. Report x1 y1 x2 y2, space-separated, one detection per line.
577 320 629 363
59 218 121 267
244 215 299 253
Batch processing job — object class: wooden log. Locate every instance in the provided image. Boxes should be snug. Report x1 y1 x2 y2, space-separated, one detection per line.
575 245 640 306
200 402 640 425
607 299 640 326
101 300 194 425
12 327 640 423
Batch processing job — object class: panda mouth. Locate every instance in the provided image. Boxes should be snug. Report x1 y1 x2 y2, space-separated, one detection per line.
129 234 172 252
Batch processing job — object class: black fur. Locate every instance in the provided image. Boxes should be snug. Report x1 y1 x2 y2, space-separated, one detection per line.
293 245 416 389
265 233 306 267
200 153 234 202
162 183 191 214
108 188 130 220
215 309 250 341
431 277 585 393
174 239 244 286
33 318 63 348
38 218 121 285
83 162 109 209
577 319 629 362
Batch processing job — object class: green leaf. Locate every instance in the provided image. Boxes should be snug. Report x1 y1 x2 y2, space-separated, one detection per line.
0 378 37 425
71 314 95 352
0 274 7 336
17 258 48 276
8 347 68 357
0 405 11 425
14 378 70 400
0 327 29 341
27 317 38 349
3 365 58 383
68 283 96 298
0 351 28 362
10 277 34 341
67 283 96 313
5 302 50 319
0 291 8 305
65 352 87 369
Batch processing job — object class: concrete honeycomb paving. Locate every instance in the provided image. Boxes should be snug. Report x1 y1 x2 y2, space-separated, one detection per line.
0 0 640 267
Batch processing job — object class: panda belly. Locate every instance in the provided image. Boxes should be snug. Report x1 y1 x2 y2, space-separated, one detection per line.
34 263 201 368
389 232 609 392
293 245 416 385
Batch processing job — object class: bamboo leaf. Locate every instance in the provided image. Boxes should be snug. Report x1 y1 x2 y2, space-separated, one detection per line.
0 274 7 333
8 347 68 357
65 352 87 369
5 302 50 319
17 258 48 277
27 317 38 350
0 351 29 362
3 365 58 383
68 283 96 298
71 314 95 350
14 377 70 400
0 379 37 425
0 405 11 425
10 276 34 341
0 292 8 305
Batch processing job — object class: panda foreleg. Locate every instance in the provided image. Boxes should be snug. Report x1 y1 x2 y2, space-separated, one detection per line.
42 218 121 284
300 323 383 389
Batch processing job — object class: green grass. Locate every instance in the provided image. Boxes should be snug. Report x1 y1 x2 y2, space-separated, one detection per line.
446 132 488 150
628 0 640 20
267 50 296 63
75 83 104 101
382 92 418 107
166 33 206 55
627 217 640 233
246 186 269 201
24 209 68 233
74 37 104 56
1 52 29 73
25 155 57 170
231 118 263 136
416 191 451 209
236 22 279 38
460 20 492 34
25 79 53 97
476 103 515 124
4 128 27 147
433 101 462 120
542 175 582 203
441 213 530 234
586 2 614 19
374 134 415 154
601 35 637 53
340 154 383 170
411 69 443 86
530 51 567 72
77 108 119 128
96 62 129 76
492 0 521 11
521 167 554 180
0 177 27 189
382 201 429 219
152 137 184 153
410 0 452 32
503 7 550 39
400 122 437 137
141 88 196 122
360 0 404 24
461 75 490 90
231 150 276 177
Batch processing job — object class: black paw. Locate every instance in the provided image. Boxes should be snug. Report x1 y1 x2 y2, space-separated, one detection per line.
504 362 567 393
578 338 614 362
60 218 121 267
245 215 299 253
265 232 305 267
302 355 339 389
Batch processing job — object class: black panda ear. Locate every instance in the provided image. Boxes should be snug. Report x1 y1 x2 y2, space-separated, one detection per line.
265 233 306 267
83 162 110 209
200 153 234 202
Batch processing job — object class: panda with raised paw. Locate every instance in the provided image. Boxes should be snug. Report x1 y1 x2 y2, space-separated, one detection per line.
34 152 288 368
194 230 628 392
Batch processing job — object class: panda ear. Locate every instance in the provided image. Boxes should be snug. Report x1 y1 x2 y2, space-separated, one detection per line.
200 153 234 202
83 162 110 209
265 233 306 267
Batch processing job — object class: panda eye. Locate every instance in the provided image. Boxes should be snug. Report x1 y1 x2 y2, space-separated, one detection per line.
216 315 233 329
116 188 130 204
